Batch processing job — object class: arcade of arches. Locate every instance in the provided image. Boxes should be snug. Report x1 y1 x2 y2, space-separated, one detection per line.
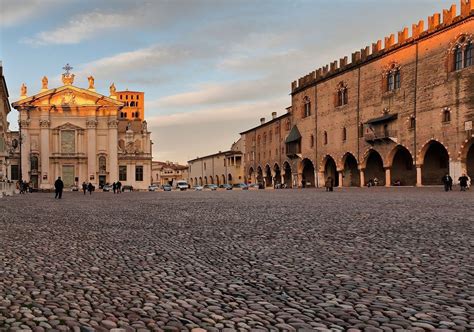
245 142 471 188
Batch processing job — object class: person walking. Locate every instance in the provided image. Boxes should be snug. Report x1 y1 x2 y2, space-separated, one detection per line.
116 181 122 194
112 182 117 194
54 177 64 199
87 182 94 195
325 176 334 192
82 182 87 195
442 173 452 192
459 173 469 191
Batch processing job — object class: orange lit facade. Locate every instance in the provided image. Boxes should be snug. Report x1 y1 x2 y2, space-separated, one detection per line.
241 1 474 187
117 91 144 121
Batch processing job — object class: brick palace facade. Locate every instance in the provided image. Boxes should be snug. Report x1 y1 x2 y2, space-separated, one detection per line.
241 1 474 188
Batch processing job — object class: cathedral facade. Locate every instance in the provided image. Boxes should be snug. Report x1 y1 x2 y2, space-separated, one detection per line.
11 69 152 190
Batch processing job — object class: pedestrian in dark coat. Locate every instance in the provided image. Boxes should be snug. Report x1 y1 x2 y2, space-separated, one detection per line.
116 181 122 194
54 177 64 199
82 182 87 195
459 174 469 191
325 176 334 192
442 173 452 192
87 182 94 195
112 182 117 194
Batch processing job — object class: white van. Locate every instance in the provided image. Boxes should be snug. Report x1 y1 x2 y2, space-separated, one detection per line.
176 180 189 191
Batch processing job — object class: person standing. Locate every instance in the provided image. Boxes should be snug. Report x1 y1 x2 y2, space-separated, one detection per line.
87 182 94 195
116 181 122 194
112 182 117 194
325 176 333 192
54 177 64 199
82 182 87 195
459 173 469 191
442 173 452 192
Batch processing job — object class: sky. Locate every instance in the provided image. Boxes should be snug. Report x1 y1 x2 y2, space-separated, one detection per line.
0 0 455 164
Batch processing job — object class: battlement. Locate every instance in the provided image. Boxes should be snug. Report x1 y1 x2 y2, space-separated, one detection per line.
291 0 474 94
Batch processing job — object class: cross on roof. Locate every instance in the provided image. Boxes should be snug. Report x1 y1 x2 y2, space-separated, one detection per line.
62 63 73 75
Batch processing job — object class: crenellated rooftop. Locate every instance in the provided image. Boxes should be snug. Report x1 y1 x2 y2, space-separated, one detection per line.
291 0 474 94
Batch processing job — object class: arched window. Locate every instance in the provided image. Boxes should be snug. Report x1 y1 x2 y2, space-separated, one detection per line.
443 108 451 122
136 102 139 107
99 156 106 172
323 131 328 145
336 82 348 106
30 156 38 171
263 132 267 144
342 127 347 142
135 112 139 118
310 134 314 148
269 130 272 142
303 97 311 117
130 101 136 107
465 42 473 68
409 116 416 129
455 46 463 70
257 135 261 145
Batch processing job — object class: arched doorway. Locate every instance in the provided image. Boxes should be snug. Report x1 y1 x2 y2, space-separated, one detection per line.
204 176 208 185
364 150 385 186
228 173 233 184
342 153 359 187
265 165 272 187
216 176 220 186
421 141 449 185
199 177 202 186
324 156 339 187
283 162 292 188
210 176 214 184
248 167 255 184
274 164 281 187
301 158 315 187
391 146 416 186
467 143 474 180
257 166 263 185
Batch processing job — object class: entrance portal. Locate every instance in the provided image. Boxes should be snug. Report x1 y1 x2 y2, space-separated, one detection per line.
364 150 385 186
391 146 416 186
265 165 272 187
62 165 75 188
342 153 359 187
324 156 339 187
422 141 449 185
301 159 315 187
283 162 292 188
274 164 281 187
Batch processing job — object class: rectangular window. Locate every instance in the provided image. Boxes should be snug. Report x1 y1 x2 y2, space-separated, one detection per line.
61 130 75 154
119 166 127 181
11 165 19 180
465 45 473 68
455 49 463 70
135 166 143 181
395 71 401 89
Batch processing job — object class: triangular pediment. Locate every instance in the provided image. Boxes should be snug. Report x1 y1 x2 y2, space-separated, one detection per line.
12 85 124 108
54 122 84 131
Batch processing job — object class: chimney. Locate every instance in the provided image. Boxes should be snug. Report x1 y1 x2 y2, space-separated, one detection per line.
272 112 277 119
260 117 265 125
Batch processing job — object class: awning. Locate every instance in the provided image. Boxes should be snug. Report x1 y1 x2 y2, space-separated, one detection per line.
365 113 398 125
285 125 302 144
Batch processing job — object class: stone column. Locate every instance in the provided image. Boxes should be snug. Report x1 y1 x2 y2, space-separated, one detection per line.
318 171 325 188
338 171 343 188
86 119 98 186
108 119 119 183
416 166 422 187
385 168 391 187
39 119 50 189
359 169 365 187
19 117 30 182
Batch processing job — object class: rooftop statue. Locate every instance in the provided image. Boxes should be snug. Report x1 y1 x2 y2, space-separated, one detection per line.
88 76 95 90
41 76 48 90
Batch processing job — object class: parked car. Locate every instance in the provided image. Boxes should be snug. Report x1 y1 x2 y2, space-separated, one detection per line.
103 184 113 192
248 184 260 190
176 180 189 191
148 184 159 191
122 185 133 192
220 184 233 190
233 183 248 190
204 184 218 191
162 184 172 191
194 185 203 191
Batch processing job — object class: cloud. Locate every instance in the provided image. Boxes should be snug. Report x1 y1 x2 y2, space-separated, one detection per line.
22 10 132 45
0 0 60 27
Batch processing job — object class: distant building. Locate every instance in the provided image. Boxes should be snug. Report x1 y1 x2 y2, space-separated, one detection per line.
187 138 244 186
152 161 188 186
10 67 153 190
241 1 474 187
0 63 12 180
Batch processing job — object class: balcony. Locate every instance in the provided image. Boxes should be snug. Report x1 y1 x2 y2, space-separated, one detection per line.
364 128 398 143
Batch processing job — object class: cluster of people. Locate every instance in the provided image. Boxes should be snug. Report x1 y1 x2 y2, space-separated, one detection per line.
442 173 471 192
81 182 95 195
111 181 123 194
17 179 31 194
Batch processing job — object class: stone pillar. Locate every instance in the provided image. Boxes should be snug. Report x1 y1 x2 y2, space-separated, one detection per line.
39 119 50 189
86 119 98 186
338 171 343 188
108 119 119 183
359 169 365 187
416 166 422 187
385 168 391 187
19 118 30 182
318 171 325 188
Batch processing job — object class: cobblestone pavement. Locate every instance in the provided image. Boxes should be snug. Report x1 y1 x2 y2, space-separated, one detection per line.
0 188 473 332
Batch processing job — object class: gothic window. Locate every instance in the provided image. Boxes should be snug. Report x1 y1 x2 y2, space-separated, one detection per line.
455 46 463 70
310 134 314 148
409 116 416 129
99 156 107 172
137 95 140 100
342 127 347 142
465 42 473 68
135 166 144 181
135 112 139 118
30 156 39 171
125 95 128 100
263 132 267 144
257 135 261 146
269 130 273 142
385 63 401 92
285 119 291 131
303 96 311 117
323 131 328 145
359 123 364 137
443 108 451 122
130 101 136 107
336 82 348 106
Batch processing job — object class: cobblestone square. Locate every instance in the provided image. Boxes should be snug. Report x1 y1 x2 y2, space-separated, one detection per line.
1 188 473 332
